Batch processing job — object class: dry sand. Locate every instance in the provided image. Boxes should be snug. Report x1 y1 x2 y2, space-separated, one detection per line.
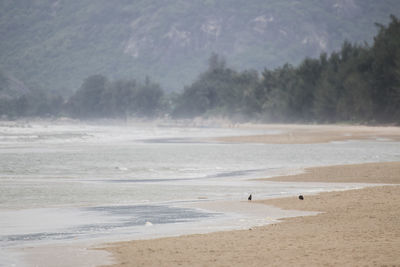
265 161 400 184
217 124 400 144
102 161 400 267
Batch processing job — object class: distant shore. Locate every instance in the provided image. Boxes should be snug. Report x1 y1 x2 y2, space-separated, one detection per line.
102 159 400 266
216 123 400 144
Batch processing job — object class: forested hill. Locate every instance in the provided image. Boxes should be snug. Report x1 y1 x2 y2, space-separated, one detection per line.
1 16 399 124
1 0 400 93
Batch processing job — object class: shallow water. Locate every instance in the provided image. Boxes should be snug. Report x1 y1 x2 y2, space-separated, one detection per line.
0 121 399 265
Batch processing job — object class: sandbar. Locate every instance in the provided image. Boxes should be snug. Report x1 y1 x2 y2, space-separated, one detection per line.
217 124 400 144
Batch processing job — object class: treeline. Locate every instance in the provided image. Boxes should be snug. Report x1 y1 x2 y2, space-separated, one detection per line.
174 15 400 124
0 75 165 119
1 15 399 124
66 75 164 118
0 88 64 118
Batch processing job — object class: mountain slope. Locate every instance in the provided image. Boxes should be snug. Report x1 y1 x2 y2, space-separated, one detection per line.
1 0 399 93
0 69 30 99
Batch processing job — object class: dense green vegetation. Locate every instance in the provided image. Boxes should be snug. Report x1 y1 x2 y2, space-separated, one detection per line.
174 15 400 124
1 0 400 92
0 16 399 124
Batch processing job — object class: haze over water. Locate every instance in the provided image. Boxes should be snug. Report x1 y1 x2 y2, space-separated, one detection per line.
1 121 400 265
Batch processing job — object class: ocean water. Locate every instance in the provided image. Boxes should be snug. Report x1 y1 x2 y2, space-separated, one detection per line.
1 121 399 265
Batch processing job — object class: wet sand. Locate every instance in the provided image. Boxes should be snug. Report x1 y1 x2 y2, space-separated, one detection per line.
102 161 400 267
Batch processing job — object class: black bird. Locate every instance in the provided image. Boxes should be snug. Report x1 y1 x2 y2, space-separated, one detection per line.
248 194 252 201
298 195 304 200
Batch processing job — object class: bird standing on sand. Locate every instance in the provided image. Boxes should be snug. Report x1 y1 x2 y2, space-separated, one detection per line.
248 194 252 201
299 195 304 200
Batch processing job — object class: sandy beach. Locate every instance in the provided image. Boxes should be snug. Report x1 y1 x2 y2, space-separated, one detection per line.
101 125 400 266
102 160 400 267
265 161 400 184
217 124 400 144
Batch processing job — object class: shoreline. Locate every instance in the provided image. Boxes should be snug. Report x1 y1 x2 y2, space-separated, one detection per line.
102 161 400 267
216 124 400 144
7 123 399 266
